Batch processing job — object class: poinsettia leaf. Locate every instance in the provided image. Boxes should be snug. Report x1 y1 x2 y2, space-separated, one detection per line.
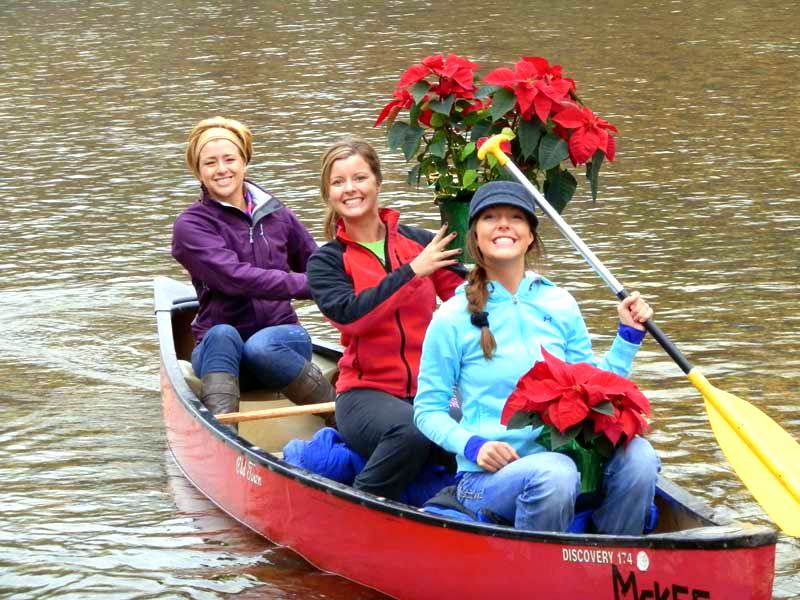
476 84 500 98
460 169 477 188
543 167 576 214
585 150 604 202
490 88 517 122
506 410 544 431
387 121 409 151
429 137 447 158
582 420 603 441
547 391 589 433
538 134 569 171
518 117 543 160
591 401 616 416
539 348 574 386
410 81 430 105
460 142 476 161
429 94 455 116
429 112 446 128
550 424 581 450
469 120 492 142
401 125 426 160
594 435 615 458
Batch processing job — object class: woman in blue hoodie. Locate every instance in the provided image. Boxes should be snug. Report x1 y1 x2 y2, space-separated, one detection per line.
414 181 659 534
172 117 332 424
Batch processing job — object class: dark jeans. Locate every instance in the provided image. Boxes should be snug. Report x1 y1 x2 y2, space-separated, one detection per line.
336 388 434 501
191 323 312 391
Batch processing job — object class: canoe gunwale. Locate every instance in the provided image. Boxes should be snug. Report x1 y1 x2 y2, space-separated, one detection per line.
154 276 778 553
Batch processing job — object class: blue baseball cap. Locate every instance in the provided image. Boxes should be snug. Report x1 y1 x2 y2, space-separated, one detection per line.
468 181 538 227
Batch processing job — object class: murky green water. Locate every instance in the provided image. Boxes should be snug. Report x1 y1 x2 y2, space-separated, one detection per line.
1 0 798 597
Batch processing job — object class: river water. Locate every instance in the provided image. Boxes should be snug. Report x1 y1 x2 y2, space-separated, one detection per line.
1 0 798 597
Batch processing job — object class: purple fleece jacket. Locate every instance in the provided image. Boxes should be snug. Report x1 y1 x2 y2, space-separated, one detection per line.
172 180 318 343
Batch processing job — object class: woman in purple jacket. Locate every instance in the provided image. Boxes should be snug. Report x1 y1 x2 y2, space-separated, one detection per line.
172 117 333 425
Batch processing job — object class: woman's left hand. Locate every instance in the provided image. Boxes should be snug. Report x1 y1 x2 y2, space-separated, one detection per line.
617 291 653 331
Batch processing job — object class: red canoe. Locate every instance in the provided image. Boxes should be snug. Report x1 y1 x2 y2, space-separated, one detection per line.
154 276 777 600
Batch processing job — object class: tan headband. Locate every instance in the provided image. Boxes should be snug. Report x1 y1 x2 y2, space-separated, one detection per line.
186 123 252 178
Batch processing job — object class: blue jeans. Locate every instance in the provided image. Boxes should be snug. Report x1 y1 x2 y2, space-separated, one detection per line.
191 323 312 390
457 436 659 534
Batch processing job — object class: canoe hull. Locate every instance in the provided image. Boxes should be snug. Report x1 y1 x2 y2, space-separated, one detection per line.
155 276 776 599
161 367 775 600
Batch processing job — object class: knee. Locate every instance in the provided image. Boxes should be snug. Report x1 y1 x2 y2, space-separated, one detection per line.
620 437 660 484
389 422 432 454
203 325 243 353
529 453 580 497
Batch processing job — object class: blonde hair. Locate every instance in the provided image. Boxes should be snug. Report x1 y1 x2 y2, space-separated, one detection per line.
465 219 545 359
186 117 253 179
320 138 382 240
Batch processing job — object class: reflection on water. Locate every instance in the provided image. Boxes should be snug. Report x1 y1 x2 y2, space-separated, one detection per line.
0 0 798 597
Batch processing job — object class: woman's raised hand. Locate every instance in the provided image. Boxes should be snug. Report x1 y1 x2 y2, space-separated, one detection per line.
409 224 461 277
618 291 653 331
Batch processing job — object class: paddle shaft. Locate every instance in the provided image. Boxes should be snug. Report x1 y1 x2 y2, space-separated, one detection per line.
216 401 336 424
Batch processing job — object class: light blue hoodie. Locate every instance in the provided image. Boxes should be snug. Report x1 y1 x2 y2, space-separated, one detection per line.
413 274 642 473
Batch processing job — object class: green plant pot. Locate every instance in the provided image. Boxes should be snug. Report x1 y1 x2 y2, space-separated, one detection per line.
437 195 473 264
558 441 606 494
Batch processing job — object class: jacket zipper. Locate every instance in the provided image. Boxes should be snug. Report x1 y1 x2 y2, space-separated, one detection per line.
391 245 413 396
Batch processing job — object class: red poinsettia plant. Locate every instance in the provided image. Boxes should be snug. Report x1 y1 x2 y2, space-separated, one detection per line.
500 348 650 457
375 53 617 212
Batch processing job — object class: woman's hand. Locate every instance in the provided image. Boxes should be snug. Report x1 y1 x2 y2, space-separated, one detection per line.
409 225 461 277
476 441 520 473
618 291 653 331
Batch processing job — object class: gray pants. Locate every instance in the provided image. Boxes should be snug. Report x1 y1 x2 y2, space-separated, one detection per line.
336 388 434 501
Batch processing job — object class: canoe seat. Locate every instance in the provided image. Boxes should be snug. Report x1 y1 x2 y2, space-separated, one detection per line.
177 359 333 453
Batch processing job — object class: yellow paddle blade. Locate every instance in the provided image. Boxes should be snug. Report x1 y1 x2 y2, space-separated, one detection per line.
688 369 800 536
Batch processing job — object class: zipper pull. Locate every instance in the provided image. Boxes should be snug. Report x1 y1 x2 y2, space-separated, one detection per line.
512 295 519 304
249 227 254 243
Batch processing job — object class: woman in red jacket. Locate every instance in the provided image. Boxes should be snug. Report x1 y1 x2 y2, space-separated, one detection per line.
307 138 466 500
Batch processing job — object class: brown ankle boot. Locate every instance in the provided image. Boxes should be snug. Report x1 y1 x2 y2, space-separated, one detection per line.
282 361 337 427
201 372 240 431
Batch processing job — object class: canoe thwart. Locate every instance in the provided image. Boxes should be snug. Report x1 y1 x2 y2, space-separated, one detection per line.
216 401 337 424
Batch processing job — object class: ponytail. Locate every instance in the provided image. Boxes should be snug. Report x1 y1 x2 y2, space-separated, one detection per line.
465 265 497 359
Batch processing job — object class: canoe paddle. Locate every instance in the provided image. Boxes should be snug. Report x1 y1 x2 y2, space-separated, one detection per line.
478 134 800 537
217 401 336 424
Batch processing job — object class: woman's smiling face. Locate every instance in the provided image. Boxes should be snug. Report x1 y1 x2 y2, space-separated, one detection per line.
326 153 381 224
198 138 246 205
474 204 534 265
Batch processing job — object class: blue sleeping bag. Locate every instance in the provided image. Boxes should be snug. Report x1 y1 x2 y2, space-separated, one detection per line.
283 427 455 507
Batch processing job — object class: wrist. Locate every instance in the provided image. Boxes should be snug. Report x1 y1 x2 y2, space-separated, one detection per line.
464 435 489 463
618 323 646 344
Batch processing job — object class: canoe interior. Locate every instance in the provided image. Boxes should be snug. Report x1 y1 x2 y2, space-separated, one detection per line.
154 276 777 543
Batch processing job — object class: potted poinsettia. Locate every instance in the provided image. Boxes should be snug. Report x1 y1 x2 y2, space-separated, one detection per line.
500 348 651 493
374 53 618 260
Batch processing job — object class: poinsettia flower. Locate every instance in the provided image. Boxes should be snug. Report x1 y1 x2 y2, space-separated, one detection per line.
374 88 417 127
424 53 479 91
476 136 512 154
484 57 574 123
501 348 650 446
590 391 651 446
396 53 478 99
552 104 618 165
